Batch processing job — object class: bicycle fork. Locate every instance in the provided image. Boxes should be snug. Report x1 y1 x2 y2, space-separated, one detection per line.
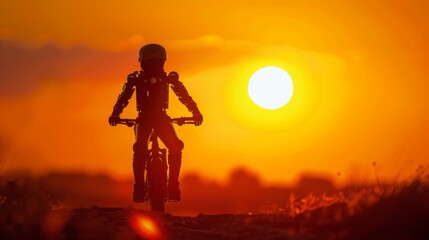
146 132 168 201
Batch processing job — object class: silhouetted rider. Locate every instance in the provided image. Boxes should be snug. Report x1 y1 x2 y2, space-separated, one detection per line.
109 44 203 202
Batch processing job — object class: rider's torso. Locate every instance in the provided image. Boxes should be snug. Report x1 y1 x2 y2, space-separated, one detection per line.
135 71 170 113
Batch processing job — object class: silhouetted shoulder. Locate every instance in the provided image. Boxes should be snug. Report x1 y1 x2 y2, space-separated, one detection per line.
168 71 180 83
127 71 141 85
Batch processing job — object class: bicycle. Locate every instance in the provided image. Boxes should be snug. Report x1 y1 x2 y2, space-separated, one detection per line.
118 117 196 212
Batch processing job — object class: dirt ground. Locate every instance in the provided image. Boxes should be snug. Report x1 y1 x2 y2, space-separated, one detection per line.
1 176 428 240
37 206 346 240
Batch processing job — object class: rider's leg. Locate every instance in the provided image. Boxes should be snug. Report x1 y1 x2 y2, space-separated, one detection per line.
133 122 151 202
166 150 183 200
156 118 184 200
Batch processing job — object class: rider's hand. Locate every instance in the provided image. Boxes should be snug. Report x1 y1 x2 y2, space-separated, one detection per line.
193 112 203 126
109 115 120 126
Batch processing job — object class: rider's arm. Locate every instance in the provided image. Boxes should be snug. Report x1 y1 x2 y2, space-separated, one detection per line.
169 71 203 125
169 72 200 114
111 72 137 116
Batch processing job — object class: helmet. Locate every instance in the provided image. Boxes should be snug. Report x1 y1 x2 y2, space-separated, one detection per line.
138 44 167 62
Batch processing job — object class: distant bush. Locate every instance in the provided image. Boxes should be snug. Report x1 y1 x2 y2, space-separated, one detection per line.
0 179 58 240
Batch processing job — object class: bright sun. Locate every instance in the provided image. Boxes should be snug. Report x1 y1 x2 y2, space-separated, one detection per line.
248 66 294 110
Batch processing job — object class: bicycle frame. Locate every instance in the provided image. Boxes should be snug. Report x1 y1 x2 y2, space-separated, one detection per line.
118 117 195 211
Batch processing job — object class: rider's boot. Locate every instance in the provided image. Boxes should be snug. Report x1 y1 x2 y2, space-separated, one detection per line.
133 143 147 202
133 184 146 202
168 152 182 201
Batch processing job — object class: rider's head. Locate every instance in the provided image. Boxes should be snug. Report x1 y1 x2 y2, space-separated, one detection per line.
139 44 166 74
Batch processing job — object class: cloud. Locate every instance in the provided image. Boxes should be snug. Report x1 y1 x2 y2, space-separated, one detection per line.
0 40 136 95
0 27 12 38
165 35 345 69
0 36 260 96
166 35 258 52
94 35 146 53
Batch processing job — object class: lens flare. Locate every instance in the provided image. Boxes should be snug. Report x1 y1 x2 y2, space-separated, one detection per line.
130 213 163 239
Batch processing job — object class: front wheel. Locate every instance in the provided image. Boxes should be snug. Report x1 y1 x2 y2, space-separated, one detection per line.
147 153 167 212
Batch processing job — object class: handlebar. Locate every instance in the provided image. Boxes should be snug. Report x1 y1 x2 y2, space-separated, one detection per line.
171 117 196 126
118 119 136 127
118 117 196 127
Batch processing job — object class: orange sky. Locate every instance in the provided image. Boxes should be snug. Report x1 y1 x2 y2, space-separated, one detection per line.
1 0 428 184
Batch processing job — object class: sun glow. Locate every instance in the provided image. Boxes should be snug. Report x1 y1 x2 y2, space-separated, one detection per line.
248 66 294 110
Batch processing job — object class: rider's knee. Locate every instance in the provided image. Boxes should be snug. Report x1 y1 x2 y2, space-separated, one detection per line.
133 142 148 161
133 141 147 152
178 140 184 150
170 140 184 153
